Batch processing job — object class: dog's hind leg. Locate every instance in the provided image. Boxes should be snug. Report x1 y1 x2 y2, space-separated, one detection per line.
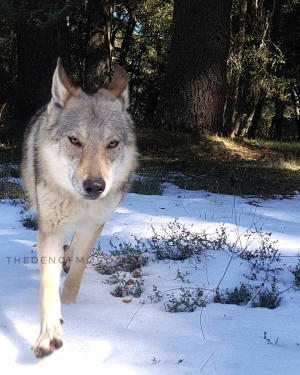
33 230 66 358
61 224 104 304
62 244 74 274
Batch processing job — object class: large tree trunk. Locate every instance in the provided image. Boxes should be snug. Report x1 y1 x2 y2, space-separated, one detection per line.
153 0 232 134
83 0 112 92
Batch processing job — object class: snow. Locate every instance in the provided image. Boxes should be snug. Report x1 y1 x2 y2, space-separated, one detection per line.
1 184 300 374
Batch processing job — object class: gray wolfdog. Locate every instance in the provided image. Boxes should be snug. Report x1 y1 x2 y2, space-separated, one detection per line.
21 58 137 358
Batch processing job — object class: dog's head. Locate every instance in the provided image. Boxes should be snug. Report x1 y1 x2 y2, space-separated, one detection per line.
45 58 137 200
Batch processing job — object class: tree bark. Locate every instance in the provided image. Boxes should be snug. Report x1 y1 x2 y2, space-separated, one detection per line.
230 78 248 137
119 13 136 66
84 0 112 92
269 100 284 139
224 0 248 136
247 90 266 138
153 0 233 134
290 87 300 140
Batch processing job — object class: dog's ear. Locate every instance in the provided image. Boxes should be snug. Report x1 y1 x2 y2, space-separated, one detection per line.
49 58 80 113
107 66 130 109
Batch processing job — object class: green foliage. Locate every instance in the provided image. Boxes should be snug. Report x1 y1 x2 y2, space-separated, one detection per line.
292 257 300 287
224 0 300 138
89 238 148 275
215 282 282 309
89 219 294 311
105 272 145 298
131 172 164 195
149 285 163 303
111 0 173 125
174 269 190 283
164 287 206 313
214 283 252 306
235 227 283 280
0 180 24 200
252 283 282 309
21 214 38 230
0 162 24 200
147 219 230 261
89 238 148 298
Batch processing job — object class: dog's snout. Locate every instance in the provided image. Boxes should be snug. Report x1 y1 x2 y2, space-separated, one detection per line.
83 178 106 198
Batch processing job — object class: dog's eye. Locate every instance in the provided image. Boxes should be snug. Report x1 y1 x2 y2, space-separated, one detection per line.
107 140 119 149
68 137 81 146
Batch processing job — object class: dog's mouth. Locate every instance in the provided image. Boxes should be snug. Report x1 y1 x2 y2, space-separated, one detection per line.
81 193 105 200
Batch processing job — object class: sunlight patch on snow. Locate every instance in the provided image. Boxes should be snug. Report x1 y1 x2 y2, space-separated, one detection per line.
86 340 112 362
115 206 137 214
262 209 300 224
0 335 17 363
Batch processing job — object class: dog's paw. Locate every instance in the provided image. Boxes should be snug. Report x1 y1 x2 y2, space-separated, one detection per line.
33 338 63 358
62 245 71 273
33 319 64 358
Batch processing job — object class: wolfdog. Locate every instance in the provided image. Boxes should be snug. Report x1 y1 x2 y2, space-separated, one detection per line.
21 58 137 358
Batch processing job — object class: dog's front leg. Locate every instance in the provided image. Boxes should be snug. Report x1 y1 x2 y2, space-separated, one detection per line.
33 230 65 358
61 224 104 304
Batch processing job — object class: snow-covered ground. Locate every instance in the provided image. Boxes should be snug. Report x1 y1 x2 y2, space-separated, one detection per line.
1 184 300 374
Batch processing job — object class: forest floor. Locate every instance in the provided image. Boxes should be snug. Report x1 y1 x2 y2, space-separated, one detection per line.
136 128 300 197
1 122 300 198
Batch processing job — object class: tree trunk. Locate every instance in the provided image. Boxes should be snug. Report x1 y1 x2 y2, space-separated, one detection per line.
84 0 112 92
274 101 284 139
269 100 284 139
153 0 233 134
224 0 248 136
247 90 266 138
290 87 300 141
119 13 136 66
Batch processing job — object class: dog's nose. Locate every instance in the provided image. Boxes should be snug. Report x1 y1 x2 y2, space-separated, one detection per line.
83 178 106 198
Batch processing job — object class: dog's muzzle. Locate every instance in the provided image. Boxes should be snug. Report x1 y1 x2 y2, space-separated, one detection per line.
82 178 106 199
